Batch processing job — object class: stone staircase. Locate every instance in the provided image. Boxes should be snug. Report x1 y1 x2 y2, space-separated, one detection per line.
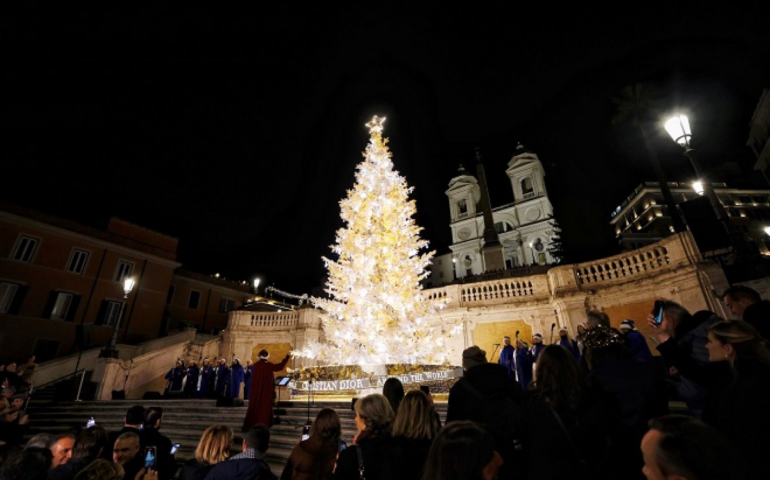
26 398 448 477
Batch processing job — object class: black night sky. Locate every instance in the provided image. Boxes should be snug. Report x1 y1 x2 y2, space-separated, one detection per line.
3 4 770 294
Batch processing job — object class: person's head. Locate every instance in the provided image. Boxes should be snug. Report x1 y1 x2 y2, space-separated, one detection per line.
421 420 503 480
516 339 528 349
112 433 140 466
577 323 587 335
382 378 405 414
558 327 568 338
707 319 770 366
195 424 233 466
203 359 210 366
461 346 487 371
641 415 734 480
1 386 15 399
532 333 543 344
721 285 761 319
310 408 342 444
533 344 586 415
175 360 182 368
26 356 35 365
354 393 394 436
232 358 240 367
71 426 109 460
50 432 76 468
246 360 252 366
1 447 52 480
11 395 27 409
258 350 269 360
502 336 511 346
24 433 54 451
586 310 610 329
619 319 635 333
657 300 691 331
73 458 124 480
143 407 163 430
218 358 225 365
5 362 17 373
243 425 270 453
582 327 632 371
391 390 439 441
124 405 144 427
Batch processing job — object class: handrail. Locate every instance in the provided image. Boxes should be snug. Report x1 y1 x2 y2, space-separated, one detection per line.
32 369 87 391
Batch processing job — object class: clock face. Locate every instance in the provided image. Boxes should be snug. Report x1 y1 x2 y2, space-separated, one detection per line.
457 228 471 240
525 207 541 222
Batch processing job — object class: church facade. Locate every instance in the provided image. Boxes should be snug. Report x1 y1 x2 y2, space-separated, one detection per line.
427 145 560 287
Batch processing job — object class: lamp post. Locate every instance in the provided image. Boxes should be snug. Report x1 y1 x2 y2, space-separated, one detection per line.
253 278 261 297
100 277 135 359
664 114 729 223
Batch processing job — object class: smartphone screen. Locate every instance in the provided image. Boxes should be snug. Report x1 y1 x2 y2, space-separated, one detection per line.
144 447 157 469
653 300 664 325
301 425 311 441
86 417 96 428
170 443 181 455
339 440 347 452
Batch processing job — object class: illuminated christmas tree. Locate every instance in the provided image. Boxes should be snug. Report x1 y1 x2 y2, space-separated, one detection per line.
295 116 459 366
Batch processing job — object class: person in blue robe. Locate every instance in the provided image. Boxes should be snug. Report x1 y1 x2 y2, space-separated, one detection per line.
164 360 185 395
214 358 230 397
229 358 245 398
619 319 654 362
244 359 253 400
530 333 546 364
556 327 581 363
515 339 533 391
183 361 199 398
197 358 214 398
497 335 515 378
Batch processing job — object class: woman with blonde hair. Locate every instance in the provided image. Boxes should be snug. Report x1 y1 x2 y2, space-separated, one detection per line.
73 459 124 480
281 407 342 480
179 424 234 480
332 393 402 480
391 390 439 480
706 319 770 480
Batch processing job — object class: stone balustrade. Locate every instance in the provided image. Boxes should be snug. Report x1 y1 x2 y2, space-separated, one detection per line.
229 310 300 329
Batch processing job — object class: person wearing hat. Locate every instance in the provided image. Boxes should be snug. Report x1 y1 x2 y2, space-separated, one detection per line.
529 333 546 366
183 360 199 398
556 326 581 363
497 336 515 379
514 339 533 390
242 349 291 431
447 346 523 480
243 359 253 400
214 358 230 398
163 359 186 397
619 319 653 363
197 358 215 399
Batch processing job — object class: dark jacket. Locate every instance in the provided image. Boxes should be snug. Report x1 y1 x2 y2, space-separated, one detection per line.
332 435 403 480
714 358 770 480
391 437 432 480
179 459 214 480
205 456 276 480
280 435 338 480
140 427 175 480
48 457 92 480
446 362 524 424
743 300 770 340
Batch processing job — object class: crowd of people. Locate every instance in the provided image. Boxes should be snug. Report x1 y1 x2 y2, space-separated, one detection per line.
2 286 770 480
162 358 251 400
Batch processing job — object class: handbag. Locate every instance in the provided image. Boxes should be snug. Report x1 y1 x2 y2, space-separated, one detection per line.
355 444 366 480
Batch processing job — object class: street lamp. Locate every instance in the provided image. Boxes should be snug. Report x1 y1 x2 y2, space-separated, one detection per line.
100 277 135 359
692 181 705 196
664 114 729 223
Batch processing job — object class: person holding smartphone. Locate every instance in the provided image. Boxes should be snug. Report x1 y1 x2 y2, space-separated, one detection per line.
280 408 341 480
646 299 731 421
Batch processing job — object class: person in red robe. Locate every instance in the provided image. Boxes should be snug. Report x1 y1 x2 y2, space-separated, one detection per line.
242 349 290 431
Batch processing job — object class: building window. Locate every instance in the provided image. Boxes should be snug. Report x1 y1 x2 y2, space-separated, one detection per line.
0 282 19 313
521 177 534 197
103 301 124 327
12 236 39 263
458 199 468 216
219 298 234 314
50 292 74 321
114 261 134 282
188 290 201 309
67 249 90 274
166 285 175 304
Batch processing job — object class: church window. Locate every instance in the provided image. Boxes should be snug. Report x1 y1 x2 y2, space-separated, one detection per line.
521 177 534 197
458 199 468 216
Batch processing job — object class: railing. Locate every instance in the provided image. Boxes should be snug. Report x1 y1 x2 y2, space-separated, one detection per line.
229 311 300 328
574 245 670 286
461 277 548 304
